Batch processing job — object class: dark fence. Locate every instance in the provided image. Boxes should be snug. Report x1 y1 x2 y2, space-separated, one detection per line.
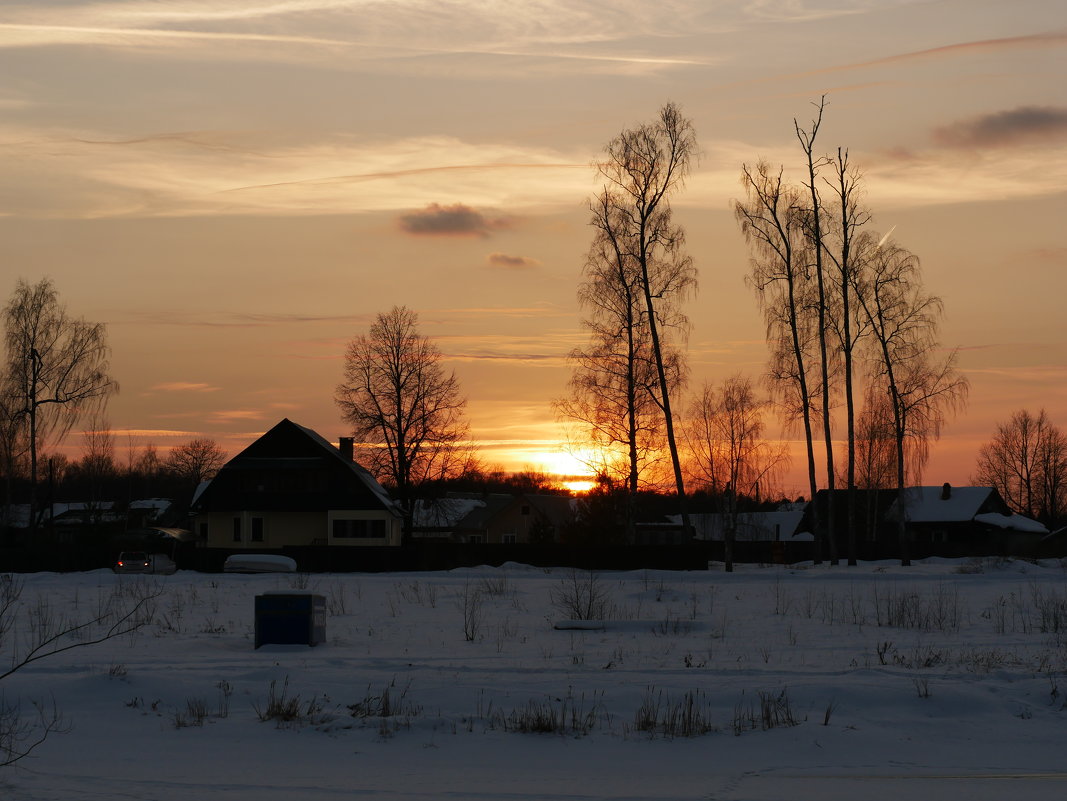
2 536 1062 574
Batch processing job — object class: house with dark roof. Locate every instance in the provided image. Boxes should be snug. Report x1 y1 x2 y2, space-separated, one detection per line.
803 484 1049 557
191 419 402 549
887 484 1047 547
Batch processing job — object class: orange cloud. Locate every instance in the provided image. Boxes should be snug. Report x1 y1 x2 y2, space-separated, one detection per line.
209 409 267 423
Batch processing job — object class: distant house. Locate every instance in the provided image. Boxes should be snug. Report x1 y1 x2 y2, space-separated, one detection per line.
413 492 575 544
802 484 1049 556
128 498 173 528
191 419 402 549
887 484 1047 548
685 509 807 543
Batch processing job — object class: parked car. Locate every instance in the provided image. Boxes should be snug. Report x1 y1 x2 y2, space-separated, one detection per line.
114 551 151 573
113 551 178 575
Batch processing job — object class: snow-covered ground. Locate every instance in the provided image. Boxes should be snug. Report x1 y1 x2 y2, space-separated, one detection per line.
4 558 1067 800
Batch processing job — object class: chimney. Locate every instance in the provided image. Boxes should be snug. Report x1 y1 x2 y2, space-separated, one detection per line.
338 437 354 462
940 482 952 500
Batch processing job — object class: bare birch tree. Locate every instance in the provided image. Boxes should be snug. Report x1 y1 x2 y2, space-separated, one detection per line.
594 102 698 534
2 278 117 530
821 149 872 564
736 162 819 516
852 239 968 564
794 98 839 563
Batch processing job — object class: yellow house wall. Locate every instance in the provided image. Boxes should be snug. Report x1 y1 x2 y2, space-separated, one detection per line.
196 509 401 548
198 510 326 549
327 510 402 547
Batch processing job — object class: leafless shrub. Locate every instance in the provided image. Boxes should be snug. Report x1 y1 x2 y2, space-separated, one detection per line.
348 677 418 722
326 581 349 616
479 574 511 598
216 681 232 718
395 579 437 608
1030 584 1067 633
456 581 484 641
550 569 614 621
732 688 800 735
633 687 715 738
173 697 209 728
913 677 930 698
253 677 303 724
503 690 601 736
287 573 311 590
822 700 836 726
1 576 160 766
0 696 67 765
873 583 962 632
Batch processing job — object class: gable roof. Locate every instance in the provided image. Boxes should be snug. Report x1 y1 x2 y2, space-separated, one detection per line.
888 485 1003 523
194 419 399 515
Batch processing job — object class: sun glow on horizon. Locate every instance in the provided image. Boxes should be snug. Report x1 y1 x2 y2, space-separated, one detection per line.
528 448 597 479
561 478 597 494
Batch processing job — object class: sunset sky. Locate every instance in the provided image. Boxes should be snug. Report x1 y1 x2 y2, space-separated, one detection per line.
1 1 1065 496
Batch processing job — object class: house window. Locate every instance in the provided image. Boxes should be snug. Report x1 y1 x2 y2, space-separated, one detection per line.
251 517 264 543
232 517 242 543
502 533 517 544
467 534 484 544
333 518 387 539
198 522 208 541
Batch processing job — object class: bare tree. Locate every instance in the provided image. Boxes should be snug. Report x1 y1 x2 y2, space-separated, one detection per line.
335 306 471 541
594 102 698 534
736 162 820 519
794 98 839 564
556 193 677 539
73 415 117 521
1 575 160 766
852 239 968 564
821 149 873 565
3 278 117 530
975 409 1067 528
686 375 787 571
166 438 227 489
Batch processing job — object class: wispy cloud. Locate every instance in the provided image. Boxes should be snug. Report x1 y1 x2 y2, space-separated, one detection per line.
107 428 199 439
0 129 592 219
148 381 220 392
209 409 267 423
790 31 1067 78
397 203 511 237
933 106 1067 150
0 0 722 76
487 252 541 269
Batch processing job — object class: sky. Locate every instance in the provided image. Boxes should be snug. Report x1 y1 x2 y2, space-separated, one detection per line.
1 0 1065 496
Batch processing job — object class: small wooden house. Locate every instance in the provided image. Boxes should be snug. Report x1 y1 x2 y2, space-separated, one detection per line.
191 419 401 549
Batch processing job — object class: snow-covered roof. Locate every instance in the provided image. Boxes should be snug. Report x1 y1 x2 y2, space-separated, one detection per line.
974 512 1048 534
129 498 172 511
413 497 486 528
52 501 115 515
888 486 995 522
683 510 805 542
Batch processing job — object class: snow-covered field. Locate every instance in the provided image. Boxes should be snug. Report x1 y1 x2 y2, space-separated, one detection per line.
4 558 1067 800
